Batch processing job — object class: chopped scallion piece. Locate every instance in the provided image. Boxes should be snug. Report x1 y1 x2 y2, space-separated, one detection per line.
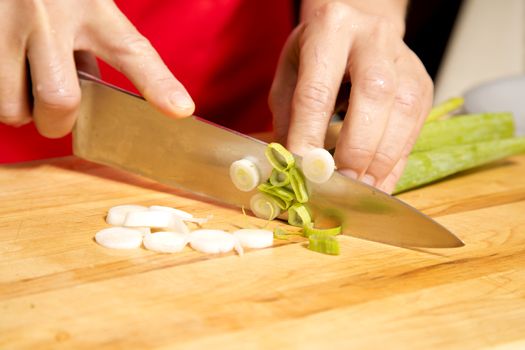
265 143 295 171
249 193 281 220
229 158 261 192
289 167 309 203
287 203 311 227
257 182 294 209
308 234 340 255
301 148 335 184
303 224 342 238
273 227 292 240
269 169 290 187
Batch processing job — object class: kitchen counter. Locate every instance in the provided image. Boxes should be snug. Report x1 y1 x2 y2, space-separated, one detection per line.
1 154 525 349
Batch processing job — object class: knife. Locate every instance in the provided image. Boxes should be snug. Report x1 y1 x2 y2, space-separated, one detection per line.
73 72 464 248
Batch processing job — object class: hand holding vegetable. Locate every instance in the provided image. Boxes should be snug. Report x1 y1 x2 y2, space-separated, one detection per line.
0 0 194 137
269 0 433 194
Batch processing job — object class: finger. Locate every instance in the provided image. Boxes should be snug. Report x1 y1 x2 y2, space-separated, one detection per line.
286 4 353 154
269 26 300 145
364 50 433 185
84 1 194 118
28 30 81 138
379 77 433 193
379 144 411 194
0 45 32 127
334 30 398 184
74 50 100 78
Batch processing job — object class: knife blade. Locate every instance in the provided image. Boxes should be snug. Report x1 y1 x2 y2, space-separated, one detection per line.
73 72 464 248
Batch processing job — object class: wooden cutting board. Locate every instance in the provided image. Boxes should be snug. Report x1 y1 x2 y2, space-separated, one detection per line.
1 154 525 349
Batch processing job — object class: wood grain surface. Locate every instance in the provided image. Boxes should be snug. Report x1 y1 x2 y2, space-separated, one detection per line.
1 154 525 349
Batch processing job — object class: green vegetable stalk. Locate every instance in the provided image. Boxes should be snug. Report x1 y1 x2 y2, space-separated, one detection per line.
426 97 464 122
413 113 515 152
394 137 525 194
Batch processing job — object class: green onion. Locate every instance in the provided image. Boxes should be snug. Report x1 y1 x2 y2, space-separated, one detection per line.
257 182 294 209
303 224 342 238
265 143 295 171
273 226 293 240
395 137 525 193
308 234 340 255
288 203 312 227
269 169 290 187
413 113 515 152
249 193 281 220
426 97 464 123
289 167 309 203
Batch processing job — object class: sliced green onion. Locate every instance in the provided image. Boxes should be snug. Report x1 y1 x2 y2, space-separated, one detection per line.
273 227 291 240
301 148 335 184
308 234 340 255
265 143 295 171
249 193 281 220
269 169 290 187
287 203 311 227
289 167 309 203
303 224 342 238
257 182 294 209
229 158 261 192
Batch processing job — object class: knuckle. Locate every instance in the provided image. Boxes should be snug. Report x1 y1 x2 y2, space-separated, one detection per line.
369 150 397 176
316 1 351 24
117 33 153 57
394 85 422 118
370 16 396 36
295 81 334 113
344 147 376 169
37 88 80 113
358 67 396 101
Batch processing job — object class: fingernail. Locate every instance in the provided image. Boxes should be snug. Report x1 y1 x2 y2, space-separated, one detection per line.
339 169 358 180
170 91 194 112
361 174 376 186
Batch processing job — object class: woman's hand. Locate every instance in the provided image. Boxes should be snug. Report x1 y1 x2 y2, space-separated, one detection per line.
269 1 433 193
0 0 194 137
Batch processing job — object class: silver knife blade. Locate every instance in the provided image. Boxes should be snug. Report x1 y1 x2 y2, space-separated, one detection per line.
74 72 463 248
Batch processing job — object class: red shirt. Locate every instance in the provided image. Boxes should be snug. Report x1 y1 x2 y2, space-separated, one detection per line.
0 0 294 163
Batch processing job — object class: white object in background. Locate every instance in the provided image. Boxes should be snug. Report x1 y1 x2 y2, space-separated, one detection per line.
434 0 524 104
464 75 525 136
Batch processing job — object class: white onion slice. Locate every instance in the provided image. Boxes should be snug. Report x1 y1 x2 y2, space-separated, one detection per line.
149 205 212 225
233 229 273 249
143 232 188 253
230 159 260 192
95 227 143 249
189 229 236 254
301 148 335 184
249 193 281 220
106 205 148 226
149 205 193 220
234 238 244 256
183 215 212 224
168 216 190 234
135 227 151 236
124 210 176 228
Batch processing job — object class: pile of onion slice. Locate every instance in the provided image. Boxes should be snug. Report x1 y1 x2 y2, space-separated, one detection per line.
95 204 273 256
